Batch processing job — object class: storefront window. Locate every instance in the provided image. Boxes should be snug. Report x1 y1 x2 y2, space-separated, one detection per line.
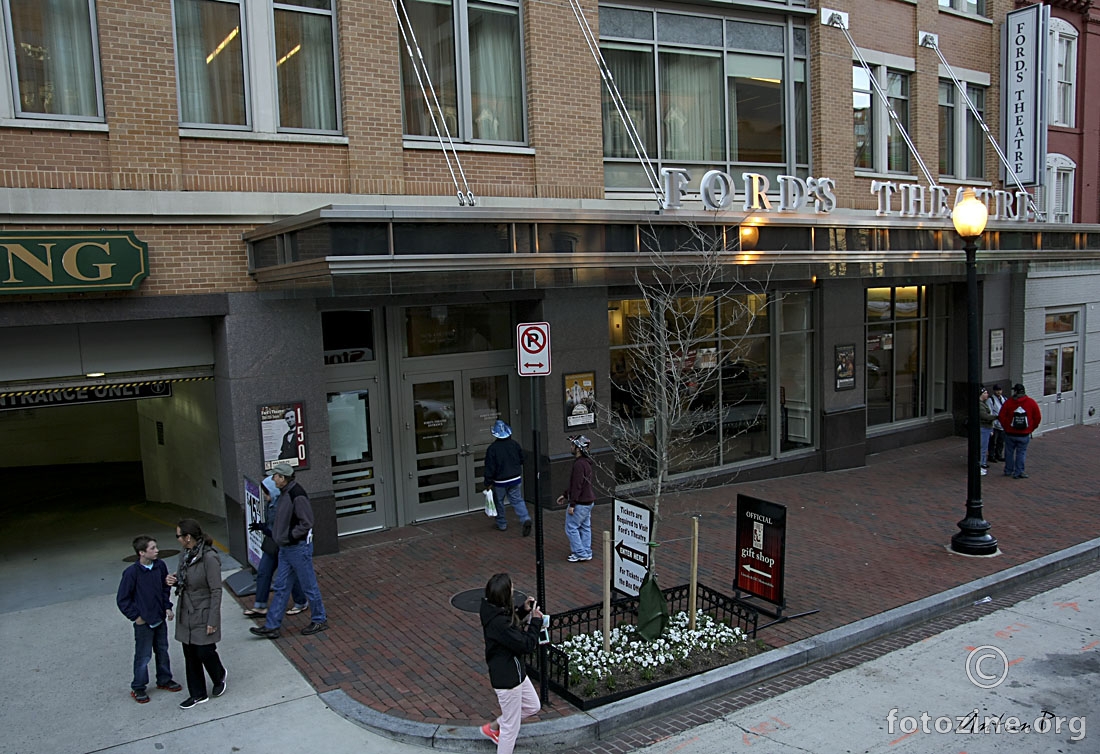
866 286 942 427
608 289 813 481
405 303 512 357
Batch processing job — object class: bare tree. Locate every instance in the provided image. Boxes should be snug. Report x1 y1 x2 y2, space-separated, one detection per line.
596 221 774 573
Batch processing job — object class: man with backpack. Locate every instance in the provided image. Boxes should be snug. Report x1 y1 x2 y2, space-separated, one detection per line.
998 383 1042 479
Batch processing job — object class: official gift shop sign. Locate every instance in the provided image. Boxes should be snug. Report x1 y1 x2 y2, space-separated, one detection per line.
0 231 149 294
734 494 787 608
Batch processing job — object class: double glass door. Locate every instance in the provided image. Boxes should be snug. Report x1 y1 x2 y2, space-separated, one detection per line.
1043 342 1077 429
406 367 516 522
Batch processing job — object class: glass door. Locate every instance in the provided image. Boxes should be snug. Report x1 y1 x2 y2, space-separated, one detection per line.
405 368 516 522
1043 343 1077 429
326 377 387 534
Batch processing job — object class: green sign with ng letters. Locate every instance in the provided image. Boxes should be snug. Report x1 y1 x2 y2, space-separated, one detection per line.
0 231 149 294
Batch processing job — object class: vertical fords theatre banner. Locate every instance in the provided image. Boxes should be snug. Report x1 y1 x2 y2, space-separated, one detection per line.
735 494 787 608
0 231 149 294
1001 4 1049 186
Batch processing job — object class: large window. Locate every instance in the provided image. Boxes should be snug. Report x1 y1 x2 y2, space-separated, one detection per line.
854 64 909 174
938 80 985 180
3 0 102 120
174 0 339 133
608 289 813 482
865 286 947 427
1049 18 1077 128
600 6 808 189
400 0 526 144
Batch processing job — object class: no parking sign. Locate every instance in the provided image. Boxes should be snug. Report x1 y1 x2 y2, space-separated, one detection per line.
517 322 551 376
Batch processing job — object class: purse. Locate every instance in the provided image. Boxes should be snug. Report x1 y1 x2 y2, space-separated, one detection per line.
261 534 279 556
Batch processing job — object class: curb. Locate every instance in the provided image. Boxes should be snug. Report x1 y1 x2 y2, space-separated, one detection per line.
323 537 1100 751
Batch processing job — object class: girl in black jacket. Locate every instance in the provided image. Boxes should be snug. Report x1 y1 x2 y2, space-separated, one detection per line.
479 573 543 753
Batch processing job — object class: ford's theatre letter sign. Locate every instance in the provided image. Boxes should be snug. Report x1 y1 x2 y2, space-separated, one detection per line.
0 231 149 294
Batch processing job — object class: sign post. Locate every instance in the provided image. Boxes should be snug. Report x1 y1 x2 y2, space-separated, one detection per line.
612 498 653 596
517 321 551 703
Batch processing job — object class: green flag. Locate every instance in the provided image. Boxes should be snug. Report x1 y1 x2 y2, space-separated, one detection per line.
636 570 669 641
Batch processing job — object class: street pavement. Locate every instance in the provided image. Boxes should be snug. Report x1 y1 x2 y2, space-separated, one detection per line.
607 566 1100 753
2 424 1098 753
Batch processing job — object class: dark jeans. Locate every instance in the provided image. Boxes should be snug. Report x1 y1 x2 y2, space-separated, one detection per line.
181 642 225 700
990 428 1005 460
255 549 306 609
132 620 173 691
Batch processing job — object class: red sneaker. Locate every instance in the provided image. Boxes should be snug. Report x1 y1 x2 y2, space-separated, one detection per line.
131 689 150 704
480 723 500 744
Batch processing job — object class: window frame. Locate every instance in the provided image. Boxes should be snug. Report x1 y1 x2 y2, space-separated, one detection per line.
1037 153 1076 223
852 57 913 176
937 72 988 181
937 0 987 18
172 0 342 136
1048 17 1077 128
599 3 810 192
0 0 106 123
399 0 529 146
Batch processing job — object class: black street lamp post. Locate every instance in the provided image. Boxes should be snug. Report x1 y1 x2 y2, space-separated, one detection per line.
950 188 998 556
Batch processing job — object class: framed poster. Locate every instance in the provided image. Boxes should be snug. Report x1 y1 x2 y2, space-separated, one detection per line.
260 402 308 471
835 344 856 391
989 328 1005 368
564 371 596 429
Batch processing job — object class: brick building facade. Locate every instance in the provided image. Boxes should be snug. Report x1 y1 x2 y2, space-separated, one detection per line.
1 0 1097 564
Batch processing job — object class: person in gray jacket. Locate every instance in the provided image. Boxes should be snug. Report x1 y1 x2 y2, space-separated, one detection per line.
250 463 329 638
166 519 227 709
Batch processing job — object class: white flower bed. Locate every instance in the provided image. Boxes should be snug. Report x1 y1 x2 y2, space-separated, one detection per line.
558 610 750 695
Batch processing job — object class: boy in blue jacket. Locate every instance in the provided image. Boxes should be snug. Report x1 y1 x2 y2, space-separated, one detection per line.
117 535 181 703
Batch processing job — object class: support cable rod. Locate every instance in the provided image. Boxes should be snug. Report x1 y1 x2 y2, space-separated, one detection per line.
391 0 476 206
566 0 664 205
920 35 1045 221
827 13 939 191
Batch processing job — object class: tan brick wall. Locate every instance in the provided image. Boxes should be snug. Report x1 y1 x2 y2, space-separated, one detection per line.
0 223 256 300
0 0 607 201
812 0 1007 212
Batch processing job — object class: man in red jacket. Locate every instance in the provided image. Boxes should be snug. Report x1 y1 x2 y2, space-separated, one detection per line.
997 383 1042 479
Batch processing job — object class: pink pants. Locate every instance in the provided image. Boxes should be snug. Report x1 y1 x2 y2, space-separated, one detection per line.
493 676 540 754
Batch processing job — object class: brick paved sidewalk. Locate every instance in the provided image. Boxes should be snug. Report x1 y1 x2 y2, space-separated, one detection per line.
234 424 1100 726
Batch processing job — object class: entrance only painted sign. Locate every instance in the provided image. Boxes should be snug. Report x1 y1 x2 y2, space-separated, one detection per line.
516 321 551 376
734 494 787 608
613 498 653 596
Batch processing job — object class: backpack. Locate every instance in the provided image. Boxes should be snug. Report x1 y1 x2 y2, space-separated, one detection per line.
1010 407 1028 430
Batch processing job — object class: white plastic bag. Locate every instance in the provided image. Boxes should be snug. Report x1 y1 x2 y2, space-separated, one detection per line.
483 488 497 517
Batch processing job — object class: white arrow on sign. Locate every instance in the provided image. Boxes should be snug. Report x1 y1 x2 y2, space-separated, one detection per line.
741 563 772 580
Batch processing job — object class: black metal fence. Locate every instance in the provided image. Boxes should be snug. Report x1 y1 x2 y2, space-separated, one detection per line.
527 582 760 710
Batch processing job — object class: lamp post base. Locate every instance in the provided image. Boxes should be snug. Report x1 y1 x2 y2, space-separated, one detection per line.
950 511 998 556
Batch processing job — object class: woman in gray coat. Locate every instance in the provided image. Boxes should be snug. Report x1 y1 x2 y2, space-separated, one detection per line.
166 519 227 709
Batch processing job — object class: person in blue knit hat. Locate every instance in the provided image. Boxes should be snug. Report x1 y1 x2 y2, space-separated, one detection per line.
483 420 533 536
